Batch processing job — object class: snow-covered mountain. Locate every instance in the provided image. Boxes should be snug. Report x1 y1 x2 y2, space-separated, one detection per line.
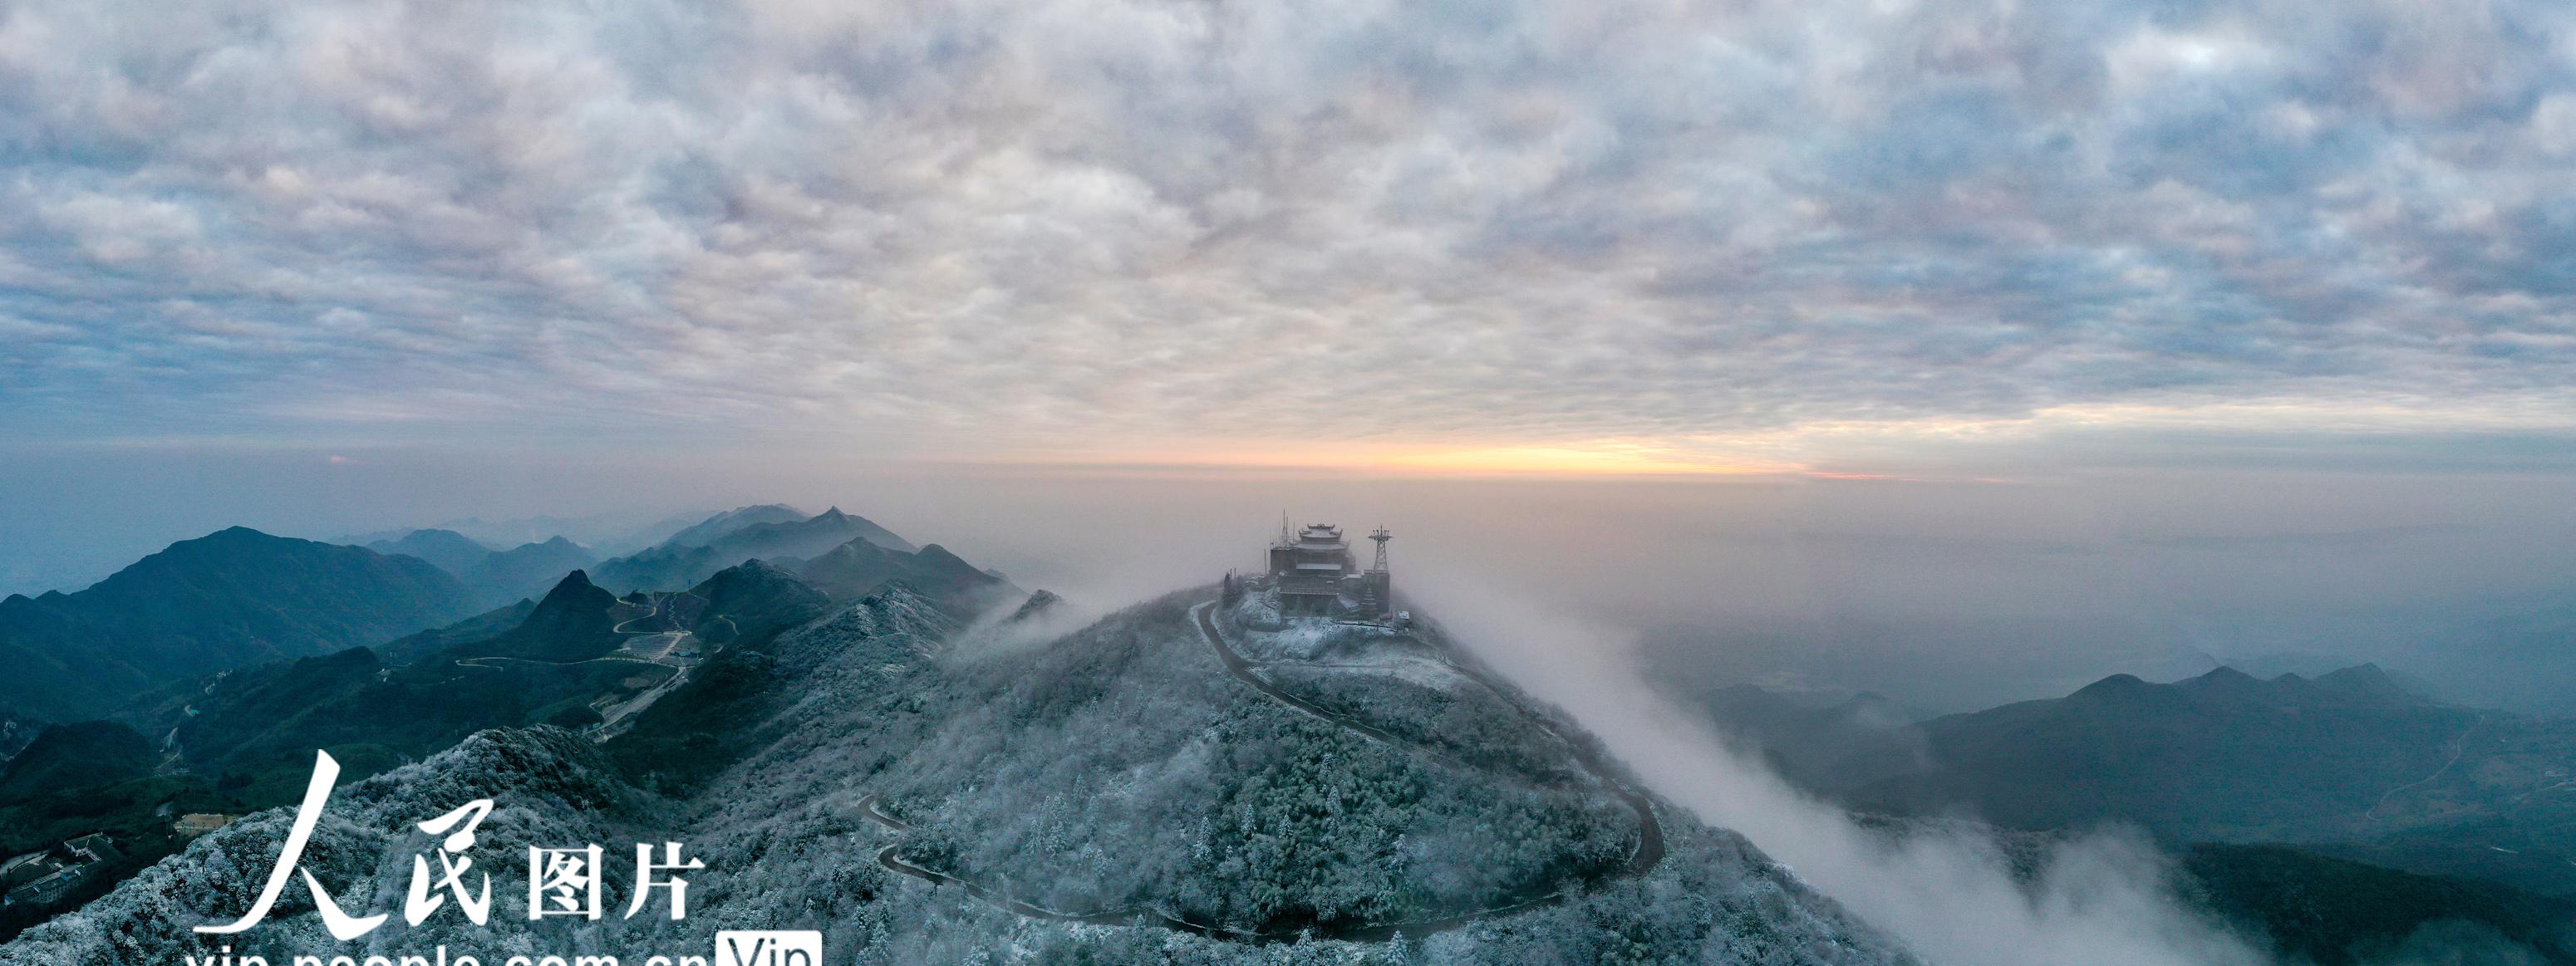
4 581 1911 964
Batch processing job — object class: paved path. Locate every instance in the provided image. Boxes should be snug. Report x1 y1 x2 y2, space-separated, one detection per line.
2368 713 2484 820
455 594 700 740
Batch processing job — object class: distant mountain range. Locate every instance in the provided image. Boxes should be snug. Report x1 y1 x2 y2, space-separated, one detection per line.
337 507 716 559
784 537 1020 616
0 528 479 722
125 563 837 803
0 504 986 726
1705 663 2576 903
360 527 494 575
9 503 2569 963
363 529 598 607
1833 664 2465 839
589 506 919 593
652 503 809 548
0 504 1054 944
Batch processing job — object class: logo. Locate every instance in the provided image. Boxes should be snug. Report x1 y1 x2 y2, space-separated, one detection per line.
179 750 750 966
714 932 823 966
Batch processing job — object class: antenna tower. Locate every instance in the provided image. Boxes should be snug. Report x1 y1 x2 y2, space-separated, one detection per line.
1369 526 1392 571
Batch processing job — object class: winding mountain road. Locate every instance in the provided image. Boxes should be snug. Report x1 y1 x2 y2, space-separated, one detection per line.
2367 713 2485 821
454 594 701 740
854 597 1665 943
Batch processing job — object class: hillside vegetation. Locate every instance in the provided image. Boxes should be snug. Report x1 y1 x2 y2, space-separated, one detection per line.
0 528 477 722
7 584 1914 964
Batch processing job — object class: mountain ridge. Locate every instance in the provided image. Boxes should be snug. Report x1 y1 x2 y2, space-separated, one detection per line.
786 535 1022 617
7 583 1920 964
1703 663 2576 901
591 506 918 594
0 528 478 721
361 528 494 576
1812 664 2480 840
357 529 599 609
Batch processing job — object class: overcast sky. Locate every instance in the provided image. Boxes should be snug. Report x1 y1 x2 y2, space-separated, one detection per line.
7 0 2575 458
5 0 2576 664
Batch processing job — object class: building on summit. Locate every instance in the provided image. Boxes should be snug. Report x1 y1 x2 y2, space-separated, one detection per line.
1251 517 1394 619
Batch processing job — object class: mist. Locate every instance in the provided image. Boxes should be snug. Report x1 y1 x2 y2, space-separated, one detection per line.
1408 571 2265 965
731 467 2576 714
9 444 2576 713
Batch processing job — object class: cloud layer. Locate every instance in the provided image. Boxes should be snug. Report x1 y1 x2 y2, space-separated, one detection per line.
5 0 2574 459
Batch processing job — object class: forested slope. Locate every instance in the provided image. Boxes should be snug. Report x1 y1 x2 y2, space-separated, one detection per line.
4 585 1915 965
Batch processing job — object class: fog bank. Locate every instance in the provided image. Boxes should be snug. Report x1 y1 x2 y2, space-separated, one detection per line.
1407 571 2271 965
9 453 2576 712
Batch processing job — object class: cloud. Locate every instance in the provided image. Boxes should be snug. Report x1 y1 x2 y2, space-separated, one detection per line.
1406 571 2274 965
2 0 2573 460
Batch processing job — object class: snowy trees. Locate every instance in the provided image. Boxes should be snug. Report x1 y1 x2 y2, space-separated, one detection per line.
2 585 1915 965
1262 665 1590 786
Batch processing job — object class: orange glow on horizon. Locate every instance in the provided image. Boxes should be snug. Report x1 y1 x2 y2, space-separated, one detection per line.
1368 444 1802 475
946 439 1812 478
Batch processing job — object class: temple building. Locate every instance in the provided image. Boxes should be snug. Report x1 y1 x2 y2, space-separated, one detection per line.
1259 518 1393 618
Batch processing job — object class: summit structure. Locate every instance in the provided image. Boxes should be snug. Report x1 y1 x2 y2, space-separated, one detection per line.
1256 517 1392 618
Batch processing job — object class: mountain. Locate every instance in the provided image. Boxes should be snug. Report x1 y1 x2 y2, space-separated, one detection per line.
465 571 623 662
355 530 597 609
1741 664 2576 899
1698 684 1928 790
149 563 838 806
0 522 987 946
373 597 540 664
1004 587 1065 624
2179 842 2576 965
461 536 597 605
13 586 1919 964
2 728 646 959
686 559 833 646
608 586 1911 956
0 528 477 722
342 508 718 560
1829 664 2478 840
656 503 807 548
1906 816 2576 964
591 507 917 593
359 528 493 576
62 543 976 838
0 723 155 801
789 537 1023 618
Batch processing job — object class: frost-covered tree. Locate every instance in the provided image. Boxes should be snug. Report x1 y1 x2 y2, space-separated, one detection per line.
2 585 1915 965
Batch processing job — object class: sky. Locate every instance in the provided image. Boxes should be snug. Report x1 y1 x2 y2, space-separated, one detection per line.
4 0 2576 705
